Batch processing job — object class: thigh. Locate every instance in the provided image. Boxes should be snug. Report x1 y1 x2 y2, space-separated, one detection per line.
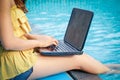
28 54 79 80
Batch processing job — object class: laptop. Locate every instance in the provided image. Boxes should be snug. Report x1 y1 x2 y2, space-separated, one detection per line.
39 8 94 56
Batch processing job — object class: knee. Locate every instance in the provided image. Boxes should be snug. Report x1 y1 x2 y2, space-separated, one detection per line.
72 55 85 69
72 54 90 69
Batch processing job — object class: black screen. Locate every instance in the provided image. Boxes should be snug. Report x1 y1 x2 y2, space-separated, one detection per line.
64 8 93 50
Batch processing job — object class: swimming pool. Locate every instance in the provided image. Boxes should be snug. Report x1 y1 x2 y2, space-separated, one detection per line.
26 0 120 80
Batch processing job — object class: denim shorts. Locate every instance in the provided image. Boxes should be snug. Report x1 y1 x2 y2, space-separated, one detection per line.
10 67 33 80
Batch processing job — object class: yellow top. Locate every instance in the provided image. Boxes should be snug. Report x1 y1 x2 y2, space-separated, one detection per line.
0 5 38 80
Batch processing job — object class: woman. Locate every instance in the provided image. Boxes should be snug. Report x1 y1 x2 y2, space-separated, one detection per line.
0 0 118 80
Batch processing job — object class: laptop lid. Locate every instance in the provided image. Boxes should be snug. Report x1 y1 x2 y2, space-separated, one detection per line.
64 8 94 51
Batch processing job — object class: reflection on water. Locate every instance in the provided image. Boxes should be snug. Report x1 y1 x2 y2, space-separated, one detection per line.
26 0 120 80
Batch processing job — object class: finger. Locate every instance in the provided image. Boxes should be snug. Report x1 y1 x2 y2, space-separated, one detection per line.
54 40 58 45
52 39 59 45
46 41 57 47
52 41 57 46
55 39 59 44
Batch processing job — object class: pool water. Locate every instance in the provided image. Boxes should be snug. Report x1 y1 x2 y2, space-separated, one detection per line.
26 0 120 80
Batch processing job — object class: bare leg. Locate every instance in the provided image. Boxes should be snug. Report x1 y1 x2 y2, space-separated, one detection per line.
28 53 109 80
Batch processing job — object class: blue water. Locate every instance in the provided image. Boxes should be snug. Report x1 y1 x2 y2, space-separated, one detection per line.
26 0 120 80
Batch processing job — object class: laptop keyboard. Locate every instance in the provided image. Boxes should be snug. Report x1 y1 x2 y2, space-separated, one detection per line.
53 41 78 52
40 41 83 56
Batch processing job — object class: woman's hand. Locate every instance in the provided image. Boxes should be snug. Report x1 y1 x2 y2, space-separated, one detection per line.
36 35 58 47
25 34 58 48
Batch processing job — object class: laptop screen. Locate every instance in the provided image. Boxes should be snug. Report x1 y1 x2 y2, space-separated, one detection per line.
64 8 93 50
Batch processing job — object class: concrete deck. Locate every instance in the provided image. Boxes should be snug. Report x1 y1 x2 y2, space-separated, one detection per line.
68 70 101 80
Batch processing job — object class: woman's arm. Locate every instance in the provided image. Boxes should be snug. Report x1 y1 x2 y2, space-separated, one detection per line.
0 0 58 50
24 34 58 47
0 0 45 50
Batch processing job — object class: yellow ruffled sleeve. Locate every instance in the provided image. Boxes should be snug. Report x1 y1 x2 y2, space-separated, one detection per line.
11 5 31 37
